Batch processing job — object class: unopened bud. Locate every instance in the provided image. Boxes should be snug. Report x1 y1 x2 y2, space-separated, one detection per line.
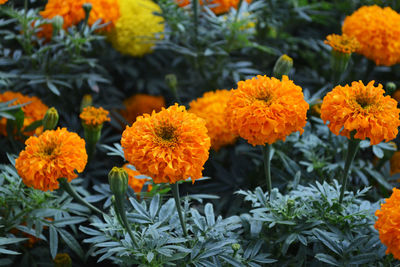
52 15 64 31
386 82 397 96
43 107 59 131
80 94 93 112
273 54 293 79
231 243 240 251
108 167 129 196
82 3 92 17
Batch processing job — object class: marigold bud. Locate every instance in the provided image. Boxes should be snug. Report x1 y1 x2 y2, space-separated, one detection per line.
82 3 92 17
231 243 241 251
386 82 397 96
52 15 64 31
80 94 93 112
53 253 72 267
43 107 59 131
330 50 351 77
108 167 129 196
273 54 293 79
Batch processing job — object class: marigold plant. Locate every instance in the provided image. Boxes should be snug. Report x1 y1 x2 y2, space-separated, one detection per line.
342 5 400 66
375 188 400 260
177 0 251 15
120 94 165 125
15 128 88 191
189 89 237 151
108 0 164 57
122 164 152 193
121 104 210 184
320 81 400 145
0 91 48 136
80 106 110 127
324 34 359 54
226 75 309 146
39 0 120 39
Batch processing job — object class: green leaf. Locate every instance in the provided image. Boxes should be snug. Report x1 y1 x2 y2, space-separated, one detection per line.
315 253 339 266
58 229 84 259
49 225 58 259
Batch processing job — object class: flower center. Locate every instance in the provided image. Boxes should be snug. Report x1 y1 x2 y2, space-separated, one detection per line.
256 90 273 105
355 94 375 109
155 122 178 145
37 140 60 158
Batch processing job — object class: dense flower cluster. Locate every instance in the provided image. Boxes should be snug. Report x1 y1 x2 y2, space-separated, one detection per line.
80 106 110 127
342 5 400 66
120 94 165 125
15 128 87 191
0 91 48 136
177 0 252 15
320 81 400 145
189 90 237 151
108 0 164 56
375 188 400 260
39 0 120 39
122 164 152 193
226 75 309 146
324 34 359 54
121 104 210 184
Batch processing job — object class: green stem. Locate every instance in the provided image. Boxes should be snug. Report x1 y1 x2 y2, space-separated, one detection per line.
338 137 360 204
170 183 188 237
113 196 138 248
262 145 272 198
59 178 104 216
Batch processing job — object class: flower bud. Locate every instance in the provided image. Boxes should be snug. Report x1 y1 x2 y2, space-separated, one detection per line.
330 50 351 77
108 167 129 196
80 94 93 112
273 54 293 79
231 243 241 252
43 107 59 131
82 3 92 17
52 15 64 31
53 253 72 267
386 82 397 96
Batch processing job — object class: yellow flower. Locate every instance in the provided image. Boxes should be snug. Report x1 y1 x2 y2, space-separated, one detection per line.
177 0 252 15
324 34 359 54
342 5 400 66
320 81 400 145
120 94 165 125
375 188 400 260
123 164 152 193
80 106 110 127
226 75 309 146
121 104 210 184
189 89 237 151
108 0 164 57
0 91 48 137
39 0 120 40
15 128 87 191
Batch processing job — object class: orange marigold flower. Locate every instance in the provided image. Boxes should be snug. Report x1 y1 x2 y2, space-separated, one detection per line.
0 91 48 137
15 128 88 191
189 89 237 151
375 188 400 260
120 94 165 125
39 0 120 39
80 106 110 127
324 34 359 54
390 151 400 176
0 0 8 5
226 75 309 146
121 104 211 184
320 81 400 145
177 0 251 15
122 164 152 193
392 89 400 102
342 5 400 66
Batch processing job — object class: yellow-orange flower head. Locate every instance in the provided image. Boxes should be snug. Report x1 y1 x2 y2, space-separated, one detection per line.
80 106 110 127
0 91 48 136
375 188 400 260
15 128 88 191
121 104 211 184
120 94 165 125
226 75 309 146
342 5 400 66
324 34 359 54
321 81 400 145
0 0 8 5
189 90 237 151
122 164 152 193
177 0 251 15
39 0 120 39
108 0 164 57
